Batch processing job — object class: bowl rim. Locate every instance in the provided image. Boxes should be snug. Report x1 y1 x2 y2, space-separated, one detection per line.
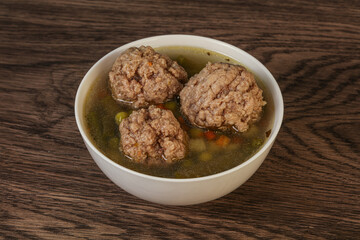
75 34 284 183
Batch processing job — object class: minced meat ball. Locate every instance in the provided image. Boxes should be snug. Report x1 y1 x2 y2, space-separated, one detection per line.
109 46 188 108
180 62 266 132
119 105 188 165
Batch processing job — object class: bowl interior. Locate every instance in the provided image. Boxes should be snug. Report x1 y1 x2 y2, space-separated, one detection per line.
75 34 284 182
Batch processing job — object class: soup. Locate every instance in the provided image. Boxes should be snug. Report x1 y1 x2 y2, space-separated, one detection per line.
84 46 274 178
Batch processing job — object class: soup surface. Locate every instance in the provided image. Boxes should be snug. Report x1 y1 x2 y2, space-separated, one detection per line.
84 46 274 178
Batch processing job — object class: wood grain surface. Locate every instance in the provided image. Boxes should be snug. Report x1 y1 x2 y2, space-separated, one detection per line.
1 0 359 239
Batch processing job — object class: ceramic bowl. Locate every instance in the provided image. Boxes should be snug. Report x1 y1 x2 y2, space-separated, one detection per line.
75 35 283 205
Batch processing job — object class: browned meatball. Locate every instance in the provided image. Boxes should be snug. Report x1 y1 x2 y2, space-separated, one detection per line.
180 62 266 132
109 46 188 108
119 105 188 165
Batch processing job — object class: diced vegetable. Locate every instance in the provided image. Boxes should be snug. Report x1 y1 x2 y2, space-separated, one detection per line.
204 130 216 140
156 103 166 109
189 139 206 152
199 152 212 161
164 101 177 111
215 135 231 147
115 111 129 125
189 128 203 138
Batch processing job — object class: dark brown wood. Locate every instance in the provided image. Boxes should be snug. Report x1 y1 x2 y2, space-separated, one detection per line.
1 0 359 239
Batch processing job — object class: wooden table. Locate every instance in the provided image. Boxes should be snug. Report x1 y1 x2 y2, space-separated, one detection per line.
1 0 359 239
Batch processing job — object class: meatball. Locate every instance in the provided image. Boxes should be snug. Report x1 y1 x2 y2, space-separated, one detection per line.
119 105 188 165
109 46 188 108
180 62 266 132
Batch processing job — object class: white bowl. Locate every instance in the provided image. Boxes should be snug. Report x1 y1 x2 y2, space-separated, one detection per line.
75 35 284 205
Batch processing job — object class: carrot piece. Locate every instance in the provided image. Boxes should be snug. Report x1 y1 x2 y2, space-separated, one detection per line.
156 103 166 109
204 131 216 140
215 135 231 147
148 61 153 66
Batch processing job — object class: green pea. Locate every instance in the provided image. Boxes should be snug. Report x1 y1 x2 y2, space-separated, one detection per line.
115 111 129 125
189 139 206 152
